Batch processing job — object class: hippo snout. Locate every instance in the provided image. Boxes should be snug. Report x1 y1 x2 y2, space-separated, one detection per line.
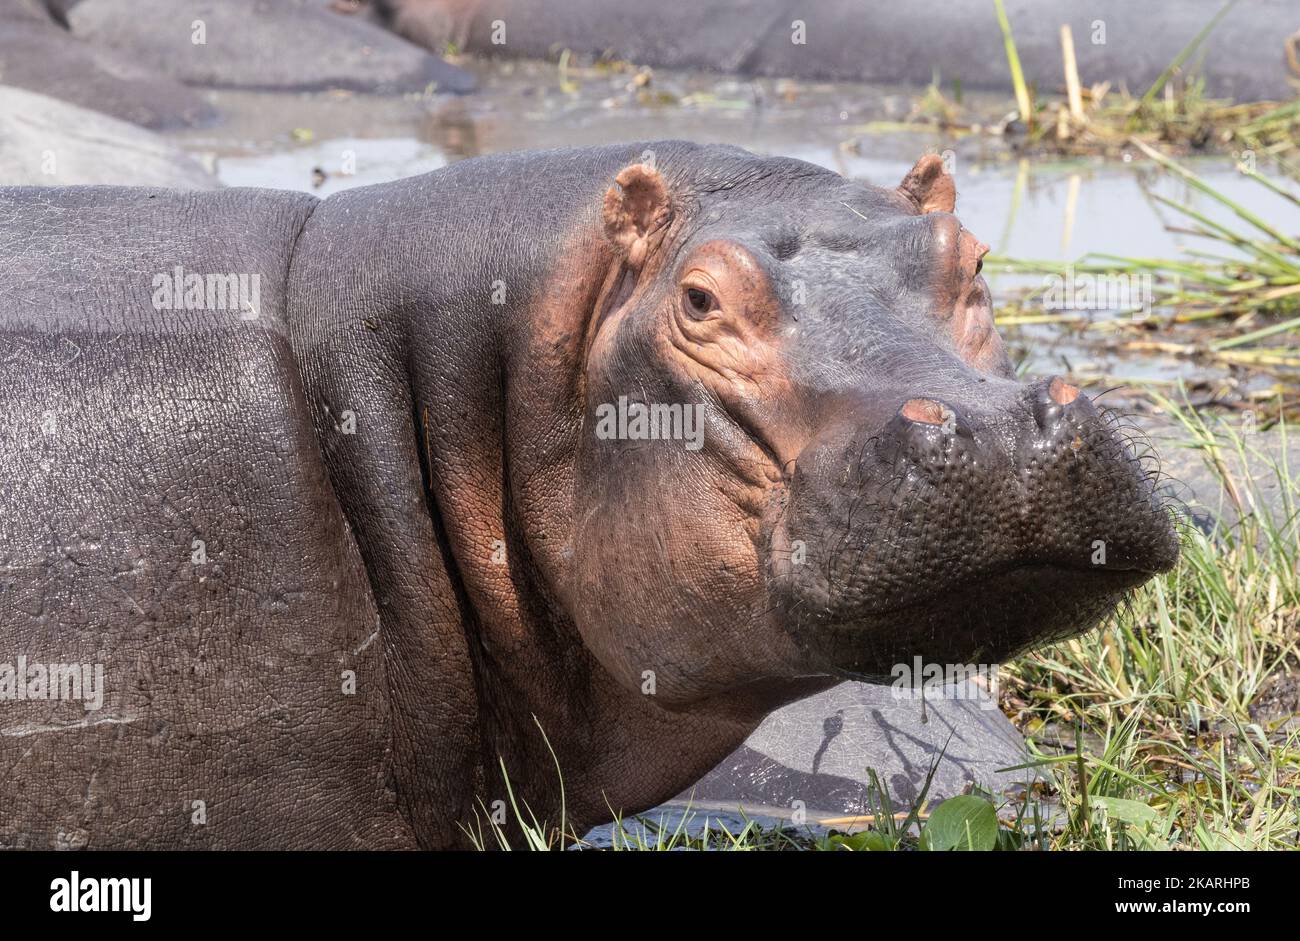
772 376 1179 677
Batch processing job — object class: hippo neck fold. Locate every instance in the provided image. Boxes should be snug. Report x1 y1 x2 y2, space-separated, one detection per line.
286 145 774 842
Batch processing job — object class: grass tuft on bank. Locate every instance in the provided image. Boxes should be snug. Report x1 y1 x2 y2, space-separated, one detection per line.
1001 394 1299 850
850 0 1300 172
990 142 1300 419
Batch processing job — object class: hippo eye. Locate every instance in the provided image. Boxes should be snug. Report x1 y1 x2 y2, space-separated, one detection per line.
683 286 717 318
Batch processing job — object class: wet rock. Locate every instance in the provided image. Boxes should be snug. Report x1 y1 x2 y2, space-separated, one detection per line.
676 681 1042 819
0 86 220 189
1249 658 1300 733
0 0 216 129
1143 421 1300 530
64 0 475 94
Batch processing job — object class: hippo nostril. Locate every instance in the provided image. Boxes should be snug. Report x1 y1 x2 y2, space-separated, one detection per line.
1048 376 1079 405
900 398 952 426
1032 377 1082 429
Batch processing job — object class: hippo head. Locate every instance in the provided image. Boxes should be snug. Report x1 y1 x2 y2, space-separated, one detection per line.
566 145 1178 710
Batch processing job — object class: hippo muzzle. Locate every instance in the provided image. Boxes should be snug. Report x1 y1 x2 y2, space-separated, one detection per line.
772 374 1179 678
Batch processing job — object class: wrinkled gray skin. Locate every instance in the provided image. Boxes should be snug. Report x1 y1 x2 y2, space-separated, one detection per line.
0 142 1177 848
0 0 217 129
377 0 1299 103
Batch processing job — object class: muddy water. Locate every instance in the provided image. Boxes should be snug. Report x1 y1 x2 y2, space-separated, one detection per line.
164 60 1300 402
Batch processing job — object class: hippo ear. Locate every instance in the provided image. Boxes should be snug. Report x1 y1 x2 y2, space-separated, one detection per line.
897 154 956 214
602 163 671 268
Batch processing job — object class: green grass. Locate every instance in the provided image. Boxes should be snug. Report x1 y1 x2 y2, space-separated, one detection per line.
1001 394 1300 850
992 0 1032 126
849 0 1299 171
990 141 1300 407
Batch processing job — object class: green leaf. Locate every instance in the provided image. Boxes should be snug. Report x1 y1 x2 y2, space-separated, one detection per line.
920 796 999 851
824 830 896 852
1093 797 1160 829
995 827 1025 851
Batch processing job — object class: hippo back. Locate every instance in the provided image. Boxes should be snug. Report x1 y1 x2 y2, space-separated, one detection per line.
0 186 409 848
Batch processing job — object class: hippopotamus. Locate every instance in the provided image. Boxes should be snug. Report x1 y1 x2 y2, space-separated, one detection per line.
0 0 217 129
11 0 473 117
372 0 1299 103
0 141 1178 849
0 86 219 189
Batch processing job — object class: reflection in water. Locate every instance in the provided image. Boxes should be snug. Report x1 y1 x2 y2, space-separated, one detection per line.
425 99 482 160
